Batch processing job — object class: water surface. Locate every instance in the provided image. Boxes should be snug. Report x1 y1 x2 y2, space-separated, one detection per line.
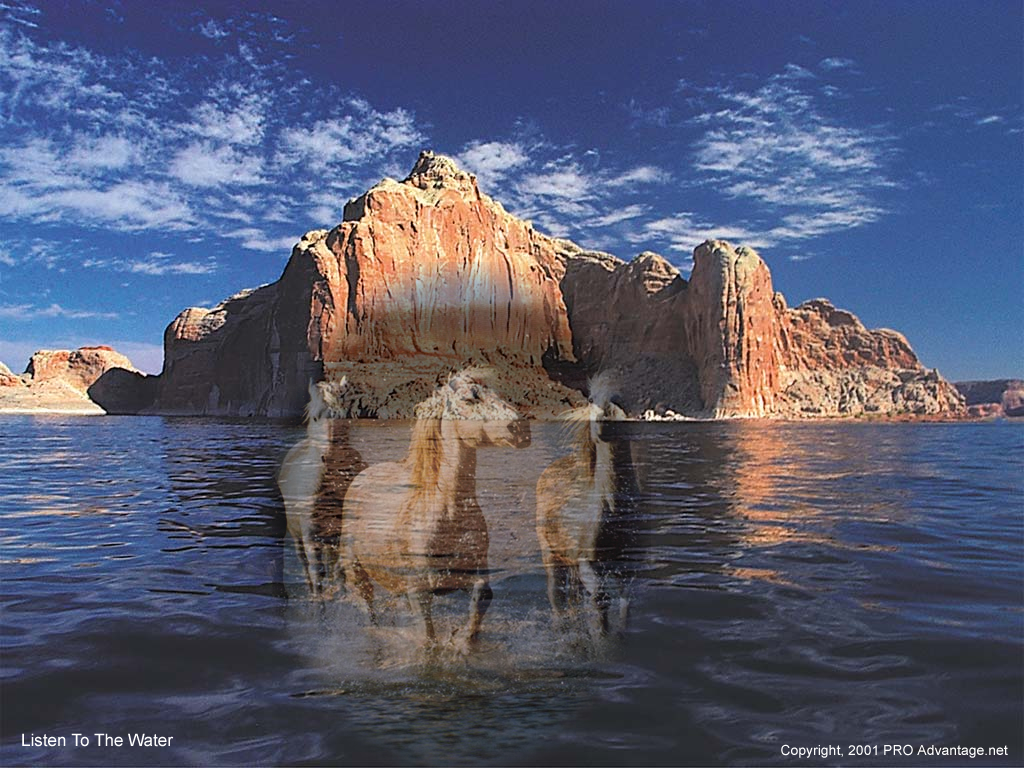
1 417 1021 765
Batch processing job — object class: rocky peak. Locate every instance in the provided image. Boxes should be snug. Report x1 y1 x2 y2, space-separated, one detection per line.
404 150 479 196
625 251 683 295
797 298 862 328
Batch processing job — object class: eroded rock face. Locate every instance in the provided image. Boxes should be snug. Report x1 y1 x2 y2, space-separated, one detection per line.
557 244 698 414
558 237 963 418
147 151 963 419
776 299 964 416
325 153 573 364
26 346 138 390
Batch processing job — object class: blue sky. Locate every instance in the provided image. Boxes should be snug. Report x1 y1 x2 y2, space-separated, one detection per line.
0 0 1020 379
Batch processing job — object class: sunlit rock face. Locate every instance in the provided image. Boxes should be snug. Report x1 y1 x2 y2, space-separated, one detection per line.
149 151 964 419
153 151 581 417
682 241 784 418
776 298 965 416
326 151 574 364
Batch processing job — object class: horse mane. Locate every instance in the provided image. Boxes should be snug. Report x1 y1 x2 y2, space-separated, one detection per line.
406 416 444 494
305 377 349 423
400 366 492 498
404 385 449 498
561 405 598 480
559 372 623 482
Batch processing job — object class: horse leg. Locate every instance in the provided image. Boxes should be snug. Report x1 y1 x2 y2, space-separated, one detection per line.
348 561 377 625
410 590 435 645
449 578 492 656
578 560 610 636
466 577 493 641
540 540 572 617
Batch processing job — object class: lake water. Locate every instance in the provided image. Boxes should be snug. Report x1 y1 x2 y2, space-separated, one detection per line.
1 417 1021 766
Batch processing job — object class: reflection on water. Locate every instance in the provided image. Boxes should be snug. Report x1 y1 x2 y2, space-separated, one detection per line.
1 416 1022 766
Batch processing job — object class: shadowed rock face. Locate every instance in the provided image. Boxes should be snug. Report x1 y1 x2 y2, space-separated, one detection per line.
143 151 964 420
956 379 1024 418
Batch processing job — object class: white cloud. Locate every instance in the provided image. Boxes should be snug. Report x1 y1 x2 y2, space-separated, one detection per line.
589 204 649 228
606 165 671 188
0 26 426 247
0 302 118 320
279 102 424 171
224 228 300 253
126 252 216 276
67 135 135 170
197 18 230 40
819 57 858 71
631 213 772 256
687 71 894 242
169 142 263 187
457 140 530 191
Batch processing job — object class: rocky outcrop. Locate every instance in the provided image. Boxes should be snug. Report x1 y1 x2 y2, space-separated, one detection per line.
151 151 581 418
682 241 784 417
558 238 963 418
0 346 150 414
0 361 24 387
956 379 1024 418
774 298 964 416
141 151 962 420
25 346 137 389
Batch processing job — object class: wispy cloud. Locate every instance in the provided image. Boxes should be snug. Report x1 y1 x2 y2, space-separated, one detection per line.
453 136 671 243
686 69 895 243
0 20 427 254
819 57 858 72
457 140 530 190
82 251 217 276
0 302 119 320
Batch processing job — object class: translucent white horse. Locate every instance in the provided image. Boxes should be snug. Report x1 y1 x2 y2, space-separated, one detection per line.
341 369 531 651
278 378 365 596
536 377 640 635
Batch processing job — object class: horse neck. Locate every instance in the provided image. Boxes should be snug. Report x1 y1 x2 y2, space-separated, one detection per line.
434 436 478 504
306 416 331 445
586 434 636 500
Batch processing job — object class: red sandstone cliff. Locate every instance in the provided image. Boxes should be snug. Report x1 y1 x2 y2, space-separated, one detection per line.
145 151 964 419
153 152 581 417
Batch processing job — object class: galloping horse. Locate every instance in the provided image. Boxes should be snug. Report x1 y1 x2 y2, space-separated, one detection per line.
536 377 640 635
340 369 531 651
278 378 365 596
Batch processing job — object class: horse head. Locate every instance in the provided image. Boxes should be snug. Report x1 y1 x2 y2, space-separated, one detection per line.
584 372 628 443
421 369 531 449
